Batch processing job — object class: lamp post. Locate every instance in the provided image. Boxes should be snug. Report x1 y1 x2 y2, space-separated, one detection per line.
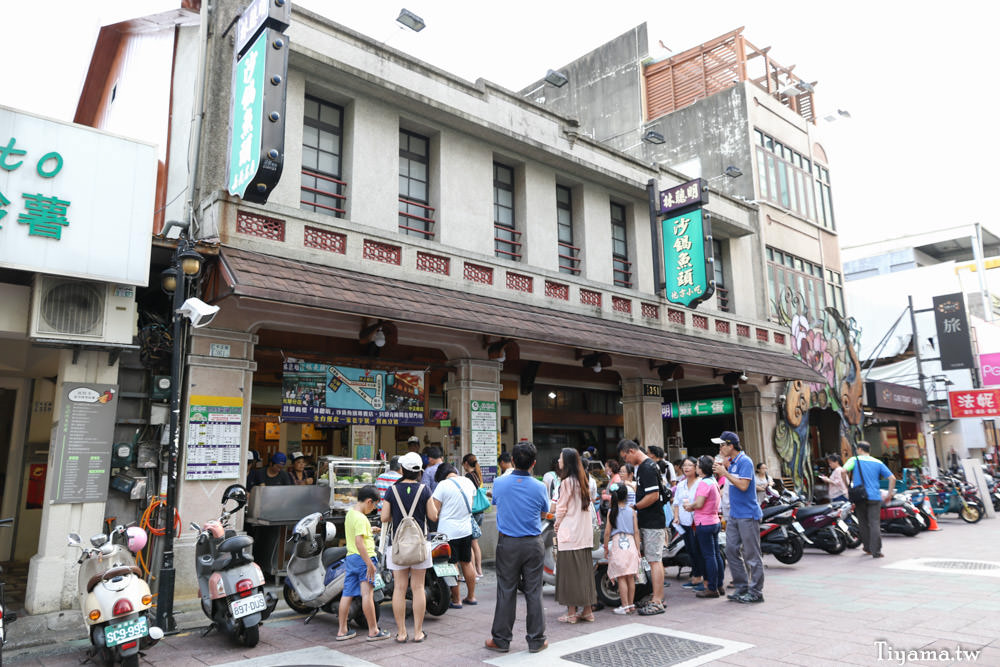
156 224 204 633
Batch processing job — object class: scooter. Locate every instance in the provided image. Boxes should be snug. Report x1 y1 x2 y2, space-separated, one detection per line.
68 525 163 667
283 511 384 627
793 503 851 554
880 495 924 536
759 505 808 564
190 484 277 647
375 528 454 617
0 518 16 664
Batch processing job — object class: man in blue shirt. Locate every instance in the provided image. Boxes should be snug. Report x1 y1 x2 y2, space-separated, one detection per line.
485 441 550 655
712 431 764 604
844 441 896 558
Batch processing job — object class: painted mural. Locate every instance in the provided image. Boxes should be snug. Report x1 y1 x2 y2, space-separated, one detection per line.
773 287 864 492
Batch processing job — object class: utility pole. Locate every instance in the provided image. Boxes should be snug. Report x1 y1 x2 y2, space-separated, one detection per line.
909 295 939 477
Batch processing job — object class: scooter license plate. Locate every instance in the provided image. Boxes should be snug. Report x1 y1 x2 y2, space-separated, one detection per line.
104 616 149 648
230 592 266 619
433 562 459 578
792 521 805 533
373 574 386 591
837 519 849 532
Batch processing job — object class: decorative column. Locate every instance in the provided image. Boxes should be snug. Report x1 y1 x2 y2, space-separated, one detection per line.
740 384 779 467
620 378 665 449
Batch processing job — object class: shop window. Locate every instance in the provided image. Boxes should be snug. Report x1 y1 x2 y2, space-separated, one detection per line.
494 162 520 261
399 129 434 239
301 96 346 217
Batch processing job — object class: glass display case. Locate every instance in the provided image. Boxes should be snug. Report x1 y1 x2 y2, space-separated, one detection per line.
318 456 387 512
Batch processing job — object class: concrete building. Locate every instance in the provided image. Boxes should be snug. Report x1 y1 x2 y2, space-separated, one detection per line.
529 24 858 490
10 4 828 614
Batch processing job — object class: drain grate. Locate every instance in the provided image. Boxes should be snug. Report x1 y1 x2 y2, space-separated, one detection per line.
562 632 722 667
922 560 1000 571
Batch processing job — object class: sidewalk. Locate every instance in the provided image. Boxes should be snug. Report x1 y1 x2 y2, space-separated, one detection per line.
8 516 1000 666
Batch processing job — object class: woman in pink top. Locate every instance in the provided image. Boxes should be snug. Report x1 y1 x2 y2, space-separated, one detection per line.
554 447 597 623
682 456 724 598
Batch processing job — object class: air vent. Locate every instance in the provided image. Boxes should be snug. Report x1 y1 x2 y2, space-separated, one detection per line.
39 281 105 336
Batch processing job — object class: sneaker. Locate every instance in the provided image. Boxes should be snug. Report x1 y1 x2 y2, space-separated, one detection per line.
736 592 764 604
726 591 747 601
681 581 700 589
691 583 706 592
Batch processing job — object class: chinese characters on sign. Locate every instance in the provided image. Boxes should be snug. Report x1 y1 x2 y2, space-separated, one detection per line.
0 137 70 237
658 178 707 216
470 400 499 485
661 397 734 418
948 388 1000 418
979 352 1000 387
932 293 975 370
661 207 715 308
185 396 243 480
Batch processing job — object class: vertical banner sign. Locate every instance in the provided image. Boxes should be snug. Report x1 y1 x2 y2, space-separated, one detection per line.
980 352 1000 386
662 207 715 308
185 396 243 480
470 400 499 485
52 383 119 504
932 293 975 370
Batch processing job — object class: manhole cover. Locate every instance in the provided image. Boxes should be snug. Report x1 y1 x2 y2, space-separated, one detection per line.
562 632 722 667
922 560 1000 571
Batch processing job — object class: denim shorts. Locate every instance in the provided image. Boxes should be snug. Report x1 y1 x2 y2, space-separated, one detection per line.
344 553 378 598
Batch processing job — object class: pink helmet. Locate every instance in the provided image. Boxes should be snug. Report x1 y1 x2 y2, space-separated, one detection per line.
126 526 148 553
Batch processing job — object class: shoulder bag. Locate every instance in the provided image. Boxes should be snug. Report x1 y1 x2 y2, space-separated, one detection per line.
848 456 869 504
451 478 482 539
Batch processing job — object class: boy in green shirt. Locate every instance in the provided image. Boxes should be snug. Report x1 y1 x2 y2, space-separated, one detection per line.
336 485 389 641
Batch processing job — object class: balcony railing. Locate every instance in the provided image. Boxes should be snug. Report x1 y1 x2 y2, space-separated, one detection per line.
398 197 436 240
558 241 581 274
494 223 522 262
613 256 633 288
717 285 730 312
301 169 347 217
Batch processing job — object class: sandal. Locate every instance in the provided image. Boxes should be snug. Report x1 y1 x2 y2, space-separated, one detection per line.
367 629 391 642
413 632 427 643
557 613 579 624
395 634 408 644
577 613 595 622
336 630 357 641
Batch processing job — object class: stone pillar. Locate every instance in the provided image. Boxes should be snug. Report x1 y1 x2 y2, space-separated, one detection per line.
26 350 118 614
516 390 533 443
620 378 665 449
740 384 779 468
172 328 257 599
444 359 502 458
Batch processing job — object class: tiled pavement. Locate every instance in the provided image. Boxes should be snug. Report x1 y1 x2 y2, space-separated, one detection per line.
7 516 1000 666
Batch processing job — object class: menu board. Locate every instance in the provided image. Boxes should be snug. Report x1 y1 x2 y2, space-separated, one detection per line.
185 395 243 480
470 400 499 485
52 383 119 504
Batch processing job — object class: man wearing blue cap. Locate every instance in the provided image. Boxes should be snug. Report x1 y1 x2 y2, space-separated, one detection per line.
712 431 764 603
248 452 292 489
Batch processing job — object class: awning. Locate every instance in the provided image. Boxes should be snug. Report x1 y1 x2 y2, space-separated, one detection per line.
216 247 825 383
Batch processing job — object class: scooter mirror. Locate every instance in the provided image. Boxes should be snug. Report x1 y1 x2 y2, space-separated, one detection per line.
190 522 201 532
68 532 82 546
90 534 109 548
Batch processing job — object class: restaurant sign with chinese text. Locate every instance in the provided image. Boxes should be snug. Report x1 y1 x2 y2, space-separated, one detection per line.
0 107 155 285
662 397 733 418
662 207 715 308
932 293 975 370
658 178 707 216
948 388 1000 418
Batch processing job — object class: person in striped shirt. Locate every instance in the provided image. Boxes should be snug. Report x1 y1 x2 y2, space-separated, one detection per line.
375 456 402 508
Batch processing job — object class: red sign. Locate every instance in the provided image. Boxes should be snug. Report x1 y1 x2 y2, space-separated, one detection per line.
948 388 1000 418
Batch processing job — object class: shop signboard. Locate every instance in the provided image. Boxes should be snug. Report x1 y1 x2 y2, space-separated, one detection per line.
658 178 707 216
662 207 715 308
980 352 1000 386
281 359 425 425
932 293 975 370
185 396 243 480
662 397 733 418
948 388 1000 418
51 383 118 503
0 106 155 284
471 400 498 484
865 381 926 413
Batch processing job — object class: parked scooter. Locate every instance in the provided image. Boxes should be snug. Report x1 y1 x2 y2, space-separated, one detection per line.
190 484 276 647
880 494 924 536
759 505 808 564
0 518 16 664
764 488 850 554
283 511 384 626
375 529 454 617
68 525 163 667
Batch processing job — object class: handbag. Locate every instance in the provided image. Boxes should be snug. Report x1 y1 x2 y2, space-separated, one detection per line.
471 485 490 514
451 478 481 539
848 453 869 504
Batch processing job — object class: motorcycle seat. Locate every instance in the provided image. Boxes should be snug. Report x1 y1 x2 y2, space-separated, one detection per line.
218 535 253 553
761 505 792 520
87 565 141 593
794 505 831 518
322 546 348 569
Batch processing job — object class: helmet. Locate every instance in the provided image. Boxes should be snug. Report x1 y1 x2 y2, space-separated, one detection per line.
125 526 148 553
323 521 338 545
221 484 248 511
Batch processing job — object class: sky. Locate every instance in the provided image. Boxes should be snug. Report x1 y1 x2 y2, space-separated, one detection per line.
4 1 997 249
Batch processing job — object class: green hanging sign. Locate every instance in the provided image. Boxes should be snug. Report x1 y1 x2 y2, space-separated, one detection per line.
662 397 733 418
662 207 715 308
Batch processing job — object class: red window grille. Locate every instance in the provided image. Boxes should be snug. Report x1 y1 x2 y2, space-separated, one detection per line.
580 289 602 307
301 170 347 217
464 262 494 285
612 296 632 314
304 226 346 254
641 303 660 320
506 272 533 293
237 211 285 241
362 239 401 265
756 328 769 342
774 332 787 345
737 324 751 338
693 314 708 329
716 320 731 334
613 257 632 288
559 241 582 274
416 252 450 275
667 308 685 325
545 281 569 300
495 224 522 262
398 197 436 240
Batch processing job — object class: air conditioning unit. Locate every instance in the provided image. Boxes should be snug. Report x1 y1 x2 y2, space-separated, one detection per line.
29 276 137 345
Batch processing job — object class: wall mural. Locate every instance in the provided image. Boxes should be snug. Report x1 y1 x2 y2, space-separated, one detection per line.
773 287 864 492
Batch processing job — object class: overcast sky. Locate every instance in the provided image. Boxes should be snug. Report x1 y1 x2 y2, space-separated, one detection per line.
4 1 996 248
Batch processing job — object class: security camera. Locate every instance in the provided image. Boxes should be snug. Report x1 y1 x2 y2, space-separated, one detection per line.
177 297 219 328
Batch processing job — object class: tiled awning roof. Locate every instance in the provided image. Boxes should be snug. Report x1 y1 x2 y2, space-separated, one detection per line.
217 247 825 383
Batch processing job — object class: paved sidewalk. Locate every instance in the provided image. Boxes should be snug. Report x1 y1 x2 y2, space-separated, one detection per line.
8 516 1000 666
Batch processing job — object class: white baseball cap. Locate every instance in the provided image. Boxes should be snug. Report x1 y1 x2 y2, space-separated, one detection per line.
399 452 423 472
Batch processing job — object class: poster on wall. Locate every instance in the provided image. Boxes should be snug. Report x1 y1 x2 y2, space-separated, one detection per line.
351 424 376 460
185 395 243 480
51 383 119 504
471 400 499 485
282 359 425 425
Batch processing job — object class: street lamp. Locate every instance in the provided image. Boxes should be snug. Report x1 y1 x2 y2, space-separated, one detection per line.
156 220 206 633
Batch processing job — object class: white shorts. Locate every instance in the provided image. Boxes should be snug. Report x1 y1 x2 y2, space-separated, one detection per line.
385 545 432 571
